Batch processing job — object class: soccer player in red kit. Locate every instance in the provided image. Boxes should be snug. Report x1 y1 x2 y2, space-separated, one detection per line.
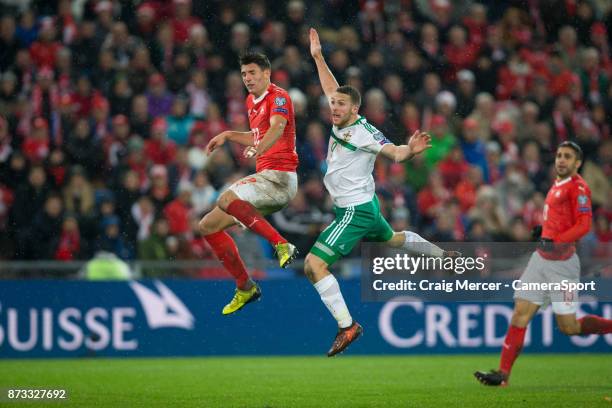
475 141 612 386
202 52 299 315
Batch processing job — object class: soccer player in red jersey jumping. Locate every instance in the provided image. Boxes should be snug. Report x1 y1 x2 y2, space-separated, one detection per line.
202 52 299 315
475 141 612 386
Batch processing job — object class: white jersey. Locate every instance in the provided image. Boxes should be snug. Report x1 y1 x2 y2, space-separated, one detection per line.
323 116 391 208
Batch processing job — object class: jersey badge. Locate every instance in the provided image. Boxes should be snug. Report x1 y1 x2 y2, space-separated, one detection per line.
274 97 286 106
342 131 352 141
372 131 391 146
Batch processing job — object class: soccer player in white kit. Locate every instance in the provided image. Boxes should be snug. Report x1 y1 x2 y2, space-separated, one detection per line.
308 28 458 356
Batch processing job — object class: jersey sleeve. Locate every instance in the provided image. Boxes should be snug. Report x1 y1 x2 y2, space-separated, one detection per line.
555 181 593 242
268 91 291 122
355 122 392 154
572 183 593 218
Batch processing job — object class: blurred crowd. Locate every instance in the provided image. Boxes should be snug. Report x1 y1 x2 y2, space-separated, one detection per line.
0 0 611 273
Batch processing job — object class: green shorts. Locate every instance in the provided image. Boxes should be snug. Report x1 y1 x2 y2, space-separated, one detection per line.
310 195 394 265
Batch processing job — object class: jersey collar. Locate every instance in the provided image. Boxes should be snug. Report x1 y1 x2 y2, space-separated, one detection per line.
555 176 573 187
252 83 273 105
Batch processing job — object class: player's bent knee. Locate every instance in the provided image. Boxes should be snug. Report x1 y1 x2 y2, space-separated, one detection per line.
558 325 580 336
557 321 581 335
304 255 316 281
217 190 238 211
510 307 534 328
304 254 327 282
198 215 218 236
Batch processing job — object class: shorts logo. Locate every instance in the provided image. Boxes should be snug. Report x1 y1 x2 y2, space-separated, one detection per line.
237 177 257 185
274 97 286 106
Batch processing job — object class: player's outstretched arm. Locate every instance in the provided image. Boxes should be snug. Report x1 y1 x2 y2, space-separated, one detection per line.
380 130 432 162
310 28 339 98
206 130 254 154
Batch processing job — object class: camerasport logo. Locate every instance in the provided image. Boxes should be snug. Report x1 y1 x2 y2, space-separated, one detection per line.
0 281 194 353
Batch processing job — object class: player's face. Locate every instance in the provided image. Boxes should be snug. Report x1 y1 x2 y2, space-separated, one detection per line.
555 147 581 178
240 63 270 96
329 92 358 127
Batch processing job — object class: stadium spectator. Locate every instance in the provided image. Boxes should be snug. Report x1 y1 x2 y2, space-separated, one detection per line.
163 181 193 236
130 195 155 244
461 117 488 181
166 95 195 146
54 213 81 261
438 145 469 189
423 115 456 169
468 186 509 240
96 214 133 260
146 73 174 118
145 118 177 165
138 217 172 277
190 170 217 217
62 165 95 218
28 193 64 260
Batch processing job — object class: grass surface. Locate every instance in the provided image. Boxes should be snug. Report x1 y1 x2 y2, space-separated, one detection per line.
1 354 611 407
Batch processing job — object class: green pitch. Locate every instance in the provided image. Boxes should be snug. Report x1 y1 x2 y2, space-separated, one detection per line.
1 354 611 407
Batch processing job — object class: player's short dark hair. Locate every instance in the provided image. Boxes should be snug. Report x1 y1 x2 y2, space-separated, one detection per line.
239 52 271 71
336 85 361 106
557 141 583 161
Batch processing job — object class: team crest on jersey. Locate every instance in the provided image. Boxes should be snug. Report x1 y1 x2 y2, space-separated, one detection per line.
342 131 352 141
274 97 286 106
555 191 561 197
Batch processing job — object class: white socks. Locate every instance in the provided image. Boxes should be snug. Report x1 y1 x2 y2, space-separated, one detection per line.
402 230 444 257
313 274 353 329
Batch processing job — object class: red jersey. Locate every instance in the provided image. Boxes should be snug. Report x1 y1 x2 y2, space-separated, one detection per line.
246 83 298 173
539 174 592 260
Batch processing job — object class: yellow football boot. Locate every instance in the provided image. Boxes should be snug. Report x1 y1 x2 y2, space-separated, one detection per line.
222 284 261 315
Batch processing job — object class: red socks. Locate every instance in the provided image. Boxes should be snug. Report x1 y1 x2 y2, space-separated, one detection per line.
579 315 612 335
225 199 286 245
499 325 527 376
204 231 250 289
496 316 612 378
